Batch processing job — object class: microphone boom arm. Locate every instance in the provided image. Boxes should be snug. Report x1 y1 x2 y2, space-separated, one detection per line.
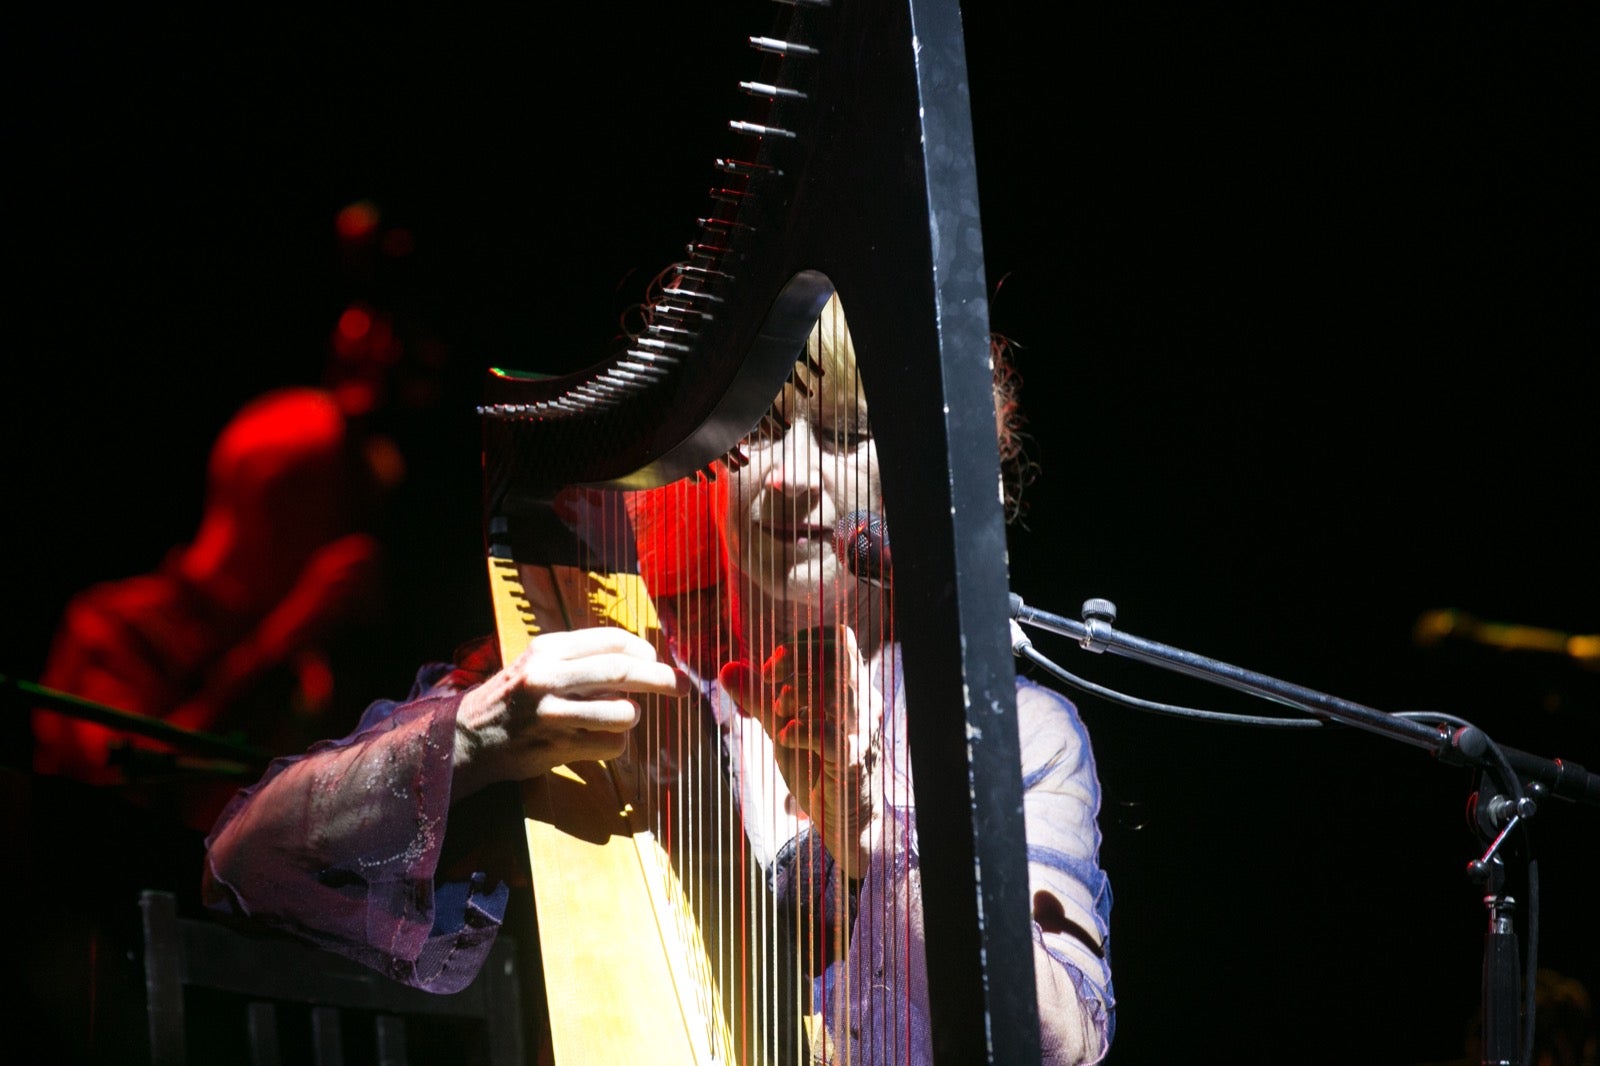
1009 594 1600 809
1010 590 1600 1066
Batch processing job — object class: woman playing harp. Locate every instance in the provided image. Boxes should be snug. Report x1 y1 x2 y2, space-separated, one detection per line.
201 294 1115 1064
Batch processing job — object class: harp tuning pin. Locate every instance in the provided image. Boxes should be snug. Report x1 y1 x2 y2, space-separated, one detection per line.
738 80 807 103
748 36 819 59
715 157 779 179
730 119 797 140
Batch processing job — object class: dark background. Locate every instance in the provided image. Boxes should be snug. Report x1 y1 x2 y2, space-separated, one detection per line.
5 4 1596 1064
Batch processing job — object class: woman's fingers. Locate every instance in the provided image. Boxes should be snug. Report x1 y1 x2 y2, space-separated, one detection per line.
513 628 687 700
557 725 633 764
719 660 759 716
529 654 683 699
523 625 660 662
533 694 642 733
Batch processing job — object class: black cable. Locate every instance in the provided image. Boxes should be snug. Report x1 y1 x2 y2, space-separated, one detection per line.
1012 633 1540 1065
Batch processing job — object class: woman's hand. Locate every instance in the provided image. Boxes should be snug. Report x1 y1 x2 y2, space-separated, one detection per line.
451 627 686 800
720 624 883 878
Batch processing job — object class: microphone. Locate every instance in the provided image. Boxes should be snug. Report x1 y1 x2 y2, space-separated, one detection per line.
834 510 891 588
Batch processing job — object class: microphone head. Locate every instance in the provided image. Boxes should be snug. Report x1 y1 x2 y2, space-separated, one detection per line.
834 510 890 586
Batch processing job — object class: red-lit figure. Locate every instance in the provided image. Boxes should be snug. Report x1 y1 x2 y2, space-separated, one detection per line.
30 385 396 827
27 200 442 830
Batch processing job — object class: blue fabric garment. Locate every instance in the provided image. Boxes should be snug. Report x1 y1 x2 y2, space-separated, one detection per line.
757 667 1116 1065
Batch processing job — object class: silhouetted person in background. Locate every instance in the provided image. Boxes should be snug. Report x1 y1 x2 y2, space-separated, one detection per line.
11 199 464 1064
27 198 452 834
30 383 396 829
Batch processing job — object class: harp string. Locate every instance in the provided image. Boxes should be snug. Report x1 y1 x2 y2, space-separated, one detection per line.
627 472 787 1064
712 295 918 1065
622 477 741 1059
612 293 929 1064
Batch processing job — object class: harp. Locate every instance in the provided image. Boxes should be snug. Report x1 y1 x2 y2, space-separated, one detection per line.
480 1 1038 1062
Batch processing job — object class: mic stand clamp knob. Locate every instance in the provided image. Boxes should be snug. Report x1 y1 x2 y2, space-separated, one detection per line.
1080 598 1118 653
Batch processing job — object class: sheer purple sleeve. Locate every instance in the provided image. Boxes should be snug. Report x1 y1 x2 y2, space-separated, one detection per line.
202 662 509 993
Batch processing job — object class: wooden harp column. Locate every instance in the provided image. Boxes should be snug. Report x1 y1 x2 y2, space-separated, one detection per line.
480 1 1040 1062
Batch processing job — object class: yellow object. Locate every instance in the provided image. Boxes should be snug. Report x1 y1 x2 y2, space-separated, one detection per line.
486 555 740 1065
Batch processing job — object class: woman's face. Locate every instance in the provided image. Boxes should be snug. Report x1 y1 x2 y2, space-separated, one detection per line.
722 378 883 609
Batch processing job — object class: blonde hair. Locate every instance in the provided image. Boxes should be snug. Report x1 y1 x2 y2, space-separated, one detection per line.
789 292 1037 523
798 292 866 435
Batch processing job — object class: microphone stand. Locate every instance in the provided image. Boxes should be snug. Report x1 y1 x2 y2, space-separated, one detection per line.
2 673 272 777
1010 594 1600 1066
